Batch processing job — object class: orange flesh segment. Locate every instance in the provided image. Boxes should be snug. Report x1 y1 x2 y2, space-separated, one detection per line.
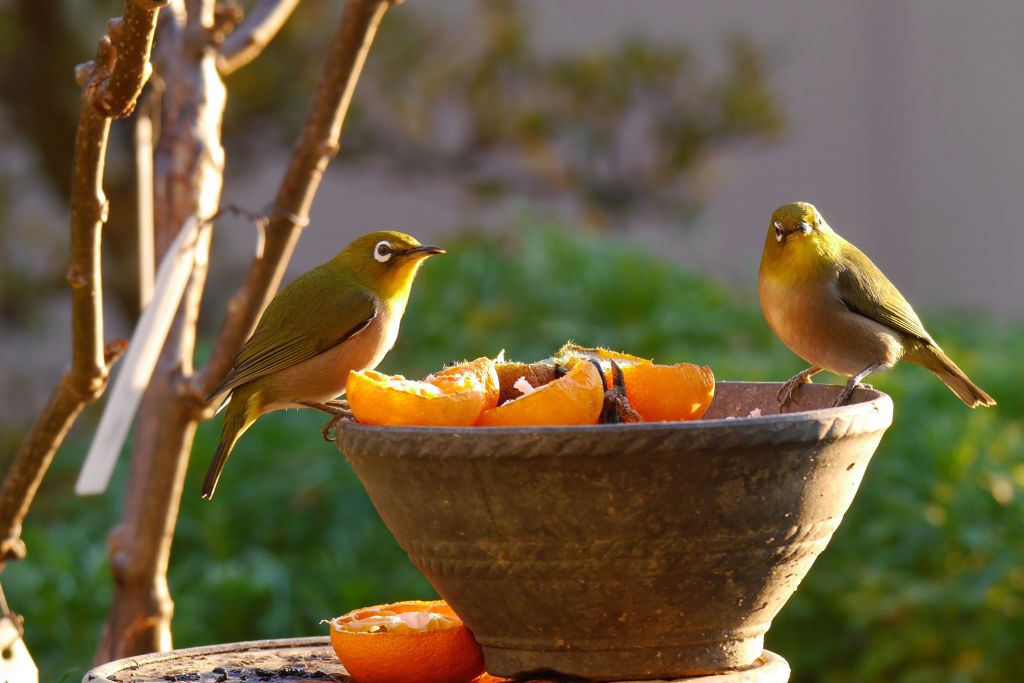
427 357 501 410
476 360 604 427
347 368 488 427
617 363 715 422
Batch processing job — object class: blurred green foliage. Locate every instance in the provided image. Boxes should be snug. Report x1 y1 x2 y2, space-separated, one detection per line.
5 224 1020 682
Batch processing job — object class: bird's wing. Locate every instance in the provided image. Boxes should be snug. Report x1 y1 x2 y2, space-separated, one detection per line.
835 242 934 345
208 284 377 400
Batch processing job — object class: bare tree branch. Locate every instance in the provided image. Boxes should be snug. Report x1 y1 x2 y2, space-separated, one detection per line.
97 0 396 659
0 342 127 567
136 89 158 308
90 0 170 119
217 0 302 75
0 0 166 569
197 0 395 398
96 0 226 660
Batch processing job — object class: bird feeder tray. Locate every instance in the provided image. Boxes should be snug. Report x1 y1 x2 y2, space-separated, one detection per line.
81 636 791 682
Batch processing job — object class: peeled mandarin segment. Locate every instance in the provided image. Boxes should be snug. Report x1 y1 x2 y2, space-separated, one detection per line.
427 357 501 410
347 369 488 427
328 600 484 683
476 360 605 427
620 363 716 422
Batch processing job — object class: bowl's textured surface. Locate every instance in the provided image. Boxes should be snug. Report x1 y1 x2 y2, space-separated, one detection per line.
336 382 892 681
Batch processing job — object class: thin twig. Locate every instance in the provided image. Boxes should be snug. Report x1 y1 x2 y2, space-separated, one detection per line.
197 0 395 398
0 1 166 569
217 0 302 75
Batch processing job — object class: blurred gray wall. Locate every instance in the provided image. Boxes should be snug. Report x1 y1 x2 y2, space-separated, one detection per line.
542 0 1024 316
251 0 1024 316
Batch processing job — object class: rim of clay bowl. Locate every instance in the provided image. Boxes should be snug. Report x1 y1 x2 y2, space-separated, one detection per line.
335 381 893 448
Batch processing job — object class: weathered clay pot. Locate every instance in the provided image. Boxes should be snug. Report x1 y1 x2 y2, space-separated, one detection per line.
335 382 892 681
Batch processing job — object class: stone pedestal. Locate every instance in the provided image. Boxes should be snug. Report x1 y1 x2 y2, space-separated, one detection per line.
83 637 791 682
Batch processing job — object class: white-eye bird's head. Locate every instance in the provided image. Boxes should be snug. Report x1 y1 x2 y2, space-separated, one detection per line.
767 202 833 246
760 202 841 280
336 230 444 297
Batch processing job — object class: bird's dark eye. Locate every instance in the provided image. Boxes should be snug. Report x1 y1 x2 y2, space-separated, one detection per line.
774 222 784 242
374 240 393 263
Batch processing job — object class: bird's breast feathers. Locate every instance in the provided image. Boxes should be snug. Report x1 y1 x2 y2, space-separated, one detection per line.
759 275 905 376
259 300 403 410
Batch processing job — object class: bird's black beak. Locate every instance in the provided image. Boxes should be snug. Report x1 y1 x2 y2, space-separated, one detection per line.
403 244 445 257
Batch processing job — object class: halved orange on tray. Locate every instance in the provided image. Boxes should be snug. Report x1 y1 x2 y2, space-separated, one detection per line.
326 600 485 683
476 359 605 427
347 358 499 427
616 362 715 422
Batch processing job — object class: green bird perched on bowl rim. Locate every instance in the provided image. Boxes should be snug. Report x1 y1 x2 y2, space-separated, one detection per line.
201 230 444 499
758 201 995 409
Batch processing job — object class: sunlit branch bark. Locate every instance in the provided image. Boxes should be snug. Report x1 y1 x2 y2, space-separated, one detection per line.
136 89 158 308
0 0 166 569
217 0 303 75
96 0 226 662
90 0 169 119
0 342 126 567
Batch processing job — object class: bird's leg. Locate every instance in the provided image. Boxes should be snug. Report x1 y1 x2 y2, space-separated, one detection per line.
298 400 354 442
832 363 883 407
778 366 822 407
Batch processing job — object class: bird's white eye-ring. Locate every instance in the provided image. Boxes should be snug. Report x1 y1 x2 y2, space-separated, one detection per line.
774 221 784 242
374 240 393 263
799 221 813 235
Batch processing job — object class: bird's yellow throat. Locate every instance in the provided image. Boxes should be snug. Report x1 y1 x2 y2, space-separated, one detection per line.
760 230 839 288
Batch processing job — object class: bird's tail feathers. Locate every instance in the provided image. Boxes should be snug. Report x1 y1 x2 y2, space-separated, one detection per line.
909 344 995 408
201 398 253 500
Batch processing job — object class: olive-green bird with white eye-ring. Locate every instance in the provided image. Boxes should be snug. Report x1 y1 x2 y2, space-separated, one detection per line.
201 230 444 499
759 202 995 409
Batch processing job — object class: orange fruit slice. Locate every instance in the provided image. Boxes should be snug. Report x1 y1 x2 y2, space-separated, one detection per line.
617 363 715 422
554 342 652 371
427 357 501 411
347 368 489 426
476 360 604 427
327 600 485 683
